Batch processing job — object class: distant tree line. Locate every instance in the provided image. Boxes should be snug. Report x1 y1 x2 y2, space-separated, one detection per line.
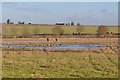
18 21 25 24
6 19 32 24
56 21 80 26
6 19 82 26
2 25 114 38
4 19 114 38
6 19 14 24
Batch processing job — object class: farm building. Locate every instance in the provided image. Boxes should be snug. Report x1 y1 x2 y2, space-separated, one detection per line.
56 22 64 25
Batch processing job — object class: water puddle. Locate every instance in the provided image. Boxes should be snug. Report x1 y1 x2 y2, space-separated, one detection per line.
2 44 105 50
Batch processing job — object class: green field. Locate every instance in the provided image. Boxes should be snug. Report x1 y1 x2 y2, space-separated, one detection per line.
2 24 118 37
2 50 118 78
2 24 119 78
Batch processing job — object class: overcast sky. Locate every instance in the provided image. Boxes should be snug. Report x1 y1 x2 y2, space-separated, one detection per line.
2 2 118 25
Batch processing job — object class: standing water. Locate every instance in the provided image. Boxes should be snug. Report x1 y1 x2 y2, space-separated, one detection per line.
2 44 105 50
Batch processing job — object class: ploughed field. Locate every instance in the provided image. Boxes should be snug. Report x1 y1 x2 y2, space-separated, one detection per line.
2 38 119 78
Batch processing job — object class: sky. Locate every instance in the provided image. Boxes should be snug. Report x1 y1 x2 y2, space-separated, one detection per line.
2 2 118 25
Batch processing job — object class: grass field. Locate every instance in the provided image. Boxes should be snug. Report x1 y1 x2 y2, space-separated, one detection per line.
1 24 119 78
2 24 118 37
2 50 118 78
2 38 119 78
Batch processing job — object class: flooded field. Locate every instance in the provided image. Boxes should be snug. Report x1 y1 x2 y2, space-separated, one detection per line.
2 44 105 50
2 38 119 78
1 1 119 79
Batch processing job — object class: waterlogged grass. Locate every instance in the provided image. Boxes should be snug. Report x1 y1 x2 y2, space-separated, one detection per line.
2 51 118 78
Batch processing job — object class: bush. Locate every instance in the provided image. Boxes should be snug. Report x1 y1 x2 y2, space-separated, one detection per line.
77 23 80 26
76 25 84 34
71 22 74 25
52 26 64 35
97 25 109 37
21 27 33 38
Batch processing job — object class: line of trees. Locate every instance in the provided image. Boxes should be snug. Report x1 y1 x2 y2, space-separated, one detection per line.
6 19 31 24
18 21 25 24
2 25 114 38
51 25 113 37
6 19 82 26
59 22 80 26
51 25 84 35
6 19 14 24
4 19 114 38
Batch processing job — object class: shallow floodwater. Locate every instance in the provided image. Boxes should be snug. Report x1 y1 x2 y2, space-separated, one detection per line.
2 44 105 50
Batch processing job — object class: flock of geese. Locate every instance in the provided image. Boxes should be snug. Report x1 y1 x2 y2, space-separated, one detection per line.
4 38 119 54
6 38 59 49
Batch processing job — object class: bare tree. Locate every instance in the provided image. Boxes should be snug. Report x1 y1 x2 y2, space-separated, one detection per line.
7 19 10 24
77 23 80 26
18 21 21 24
28 23 32 24
22 27 32 38
22 22 25 24
10 22 14 24
71 22 74 25
97 25 109 37
52 26 64 35
76 25 84 34
18 21 25 24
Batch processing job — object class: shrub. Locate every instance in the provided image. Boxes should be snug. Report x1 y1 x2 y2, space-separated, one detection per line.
71 22 74 25
77 23 80 26
21 27 33 38
52 26 64 35
76 25 84 34
97 25 109 37
7 19 10 24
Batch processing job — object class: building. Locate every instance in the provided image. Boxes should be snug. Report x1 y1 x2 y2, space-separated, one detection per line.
56 22 64 25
